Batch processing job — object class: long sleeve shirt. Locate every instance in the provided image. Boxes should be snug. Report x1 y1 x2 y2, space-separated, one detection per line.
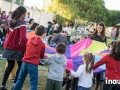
71 64 93 88
94 55 120 80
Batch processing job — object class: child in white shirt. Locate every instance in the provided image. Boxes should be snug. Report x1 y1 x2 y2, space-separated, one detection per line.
70 52 95 90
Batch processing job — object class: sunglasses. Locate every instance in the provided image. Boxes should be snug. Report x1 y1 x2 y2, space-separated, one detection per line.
62 31 67 33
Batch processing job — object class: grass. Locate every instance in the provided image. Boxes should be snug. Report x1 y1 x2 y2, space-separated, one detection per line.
0 60 95 90
0 60 48 90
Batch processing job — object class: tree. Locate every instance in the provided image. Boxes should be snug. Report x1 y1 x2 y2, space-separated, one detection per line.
47 0 79 23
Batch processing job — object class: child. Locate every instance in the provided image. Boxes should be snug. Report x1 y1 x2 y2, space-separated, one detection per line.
45 43 67 90
94 41 120 90
70 52 94 90
13 25 46 90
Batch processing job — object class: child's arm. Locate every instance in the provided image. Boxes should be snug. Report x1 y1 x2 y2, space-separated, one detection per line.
70 65 83 77
44 56 52 65
94 56 107 70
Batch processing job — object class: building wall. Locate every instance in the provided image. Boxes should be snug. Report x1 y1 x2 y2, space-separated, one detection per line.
0 0 55 27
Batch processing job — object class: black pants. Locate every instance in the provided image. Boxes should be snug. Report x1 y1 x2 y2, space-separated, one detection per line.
63 77 79 90
1 60 22 86
71 78 79 90
103 82 120 90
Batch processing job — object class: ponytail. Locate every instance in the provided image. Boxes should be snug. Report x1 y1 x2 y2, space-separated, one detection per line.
84 53 95 73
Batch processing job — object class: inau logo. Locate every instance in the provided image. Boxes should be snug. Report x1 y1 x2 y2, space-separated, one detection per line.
106 79 120 84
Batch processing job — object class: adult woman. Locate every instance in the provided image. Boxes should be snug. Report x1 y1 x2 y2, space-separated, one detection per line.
91 22 107 44
91 22 107 90
0 6 27 90
52 29 68 45
94 41 120 90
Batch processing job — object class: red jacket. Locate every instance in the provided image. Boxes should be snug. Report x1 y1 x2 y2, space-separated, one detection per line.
22 36 45 65
94 55 120 80
4 20 27 51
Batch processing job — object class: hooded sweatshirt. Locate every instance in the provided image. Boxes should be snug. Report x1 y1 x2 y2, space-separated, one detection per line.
4 19 27 51
22 36 45 65
46 54 67 81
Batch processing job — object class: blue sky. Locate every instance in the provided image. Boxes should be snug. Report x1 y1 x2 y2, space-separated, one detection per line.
24 0 120 10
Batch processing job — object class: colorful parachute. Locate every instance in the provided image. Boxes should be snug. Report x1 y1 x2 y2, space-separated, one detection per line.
27 32 109 73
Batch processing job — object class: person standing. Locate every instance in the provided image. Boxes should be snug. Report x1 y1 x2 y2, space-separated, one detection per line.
13 25 46 90
94 41 120 90
91 22 107 90
0 6 27 90
45 43 67 90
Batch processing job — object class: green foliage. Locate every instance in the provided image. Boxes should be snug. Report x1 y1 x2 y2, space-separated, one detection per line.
48 0 120 26
47 0 79 23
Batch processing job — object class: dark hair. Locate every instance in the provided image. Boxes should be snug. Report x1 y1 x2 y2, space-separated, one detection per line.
109 41 120 60
84 52 94 74
35 25 46 36
9 11 12 14
56 44 66 54
30 23 39 30
53 19 57 24
12 6 27 20
48 21 52 25
93 22 106 40
1 11 6 15
53 30 58 34
27 12 30 15
29 18 34 24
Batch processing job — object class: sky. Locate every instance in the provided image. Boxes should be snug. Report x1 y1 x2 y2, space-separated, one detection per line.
24 0 44 9
24 0 120 10
104 0 120 10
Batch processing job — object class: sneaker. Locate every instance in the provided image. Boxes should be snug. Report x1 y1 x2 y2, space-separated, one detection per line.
0 87 8 90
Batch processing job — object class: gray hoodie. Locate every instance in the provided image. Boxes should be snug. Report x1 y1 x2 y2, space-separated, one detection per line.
46 54 67 81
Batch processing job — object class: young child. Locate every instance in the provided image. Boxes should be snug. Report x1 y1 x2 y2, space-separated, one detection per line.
94 41 120 90
13 25 46 90
45 43 67 90
70 52 94 90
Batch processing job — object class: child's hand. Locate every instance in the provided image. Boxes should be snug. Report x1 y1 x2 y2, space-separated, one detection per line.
64 55 67 59
68 76 73 80
44 54 49 59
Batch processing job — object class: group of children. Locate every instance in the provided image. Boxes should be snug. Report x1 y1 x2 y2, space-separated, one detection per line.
0 6 120 90
10 24 94 90
12 25 120 90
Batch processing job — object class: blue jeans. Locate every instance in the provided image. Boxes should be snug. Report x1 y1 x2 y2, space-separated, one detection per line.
13 62 38 90
78 86 91 90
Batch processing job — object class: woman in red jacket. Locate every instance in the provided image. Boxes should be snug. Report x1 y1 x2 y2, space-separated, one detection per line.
94 41 120 90
0 6 27 90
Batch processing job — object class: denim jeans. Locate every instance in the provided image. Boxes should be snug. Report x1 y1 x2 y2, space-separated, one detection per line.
78 86 91 90
13 62 38 90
